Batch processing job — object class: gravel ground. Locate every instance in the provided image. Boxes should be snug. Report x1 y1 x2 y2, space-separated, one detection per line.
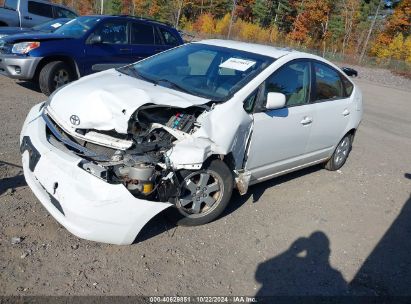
0 67 411 296
336 63 411 92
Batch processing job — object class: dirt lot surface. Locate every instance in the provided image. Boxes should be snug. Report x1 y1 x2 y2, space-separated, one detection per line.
0 71 411 296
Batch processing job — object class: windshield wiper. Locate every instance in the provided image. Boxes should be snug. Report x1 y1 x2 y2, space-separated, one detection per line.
155 78 191 94
118 66 154 83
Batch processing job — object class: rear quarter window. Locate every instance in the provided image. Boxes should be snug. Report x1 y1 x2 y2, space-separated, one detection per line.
314 62 344 101
160 28 179 46
341 74 354 97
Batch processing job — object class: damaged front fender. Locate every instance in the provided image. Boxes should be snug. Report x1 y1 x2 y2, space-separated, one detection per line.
167 98 253 170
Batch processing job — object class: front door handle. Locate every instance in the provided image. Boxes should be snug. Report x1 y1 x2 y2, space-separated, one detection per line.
301 116 313 125
24 16 32 20
342 109 350 116
120 48 131 53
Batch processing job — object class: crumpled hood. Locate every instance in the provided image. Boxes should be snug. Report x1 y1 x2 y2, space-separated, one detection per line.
47 69 209 134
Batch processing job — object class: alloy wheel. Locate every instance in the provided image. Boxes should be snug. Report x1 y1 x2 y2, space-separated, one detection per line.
334 136 351 166
178 170 223 217
53 69 70 88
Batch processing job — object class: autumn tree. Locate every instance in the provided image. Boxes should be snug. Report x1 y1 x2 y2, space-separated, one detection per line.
76 0 96 15
371 0 411 60
121 0 133 14
404 36 411 62
193 13 215 34
235 0 255 22
215 13 231 35
287 0 332 50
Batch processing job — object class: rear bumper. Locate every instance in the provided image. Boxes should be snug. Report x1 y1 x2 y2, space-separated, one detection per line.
0 54 41 79
20 103 172 245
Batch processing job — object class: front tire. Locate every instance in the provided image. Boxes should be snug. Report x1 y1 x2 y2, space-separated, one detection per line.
39 61 74 96
174 159 233 226
325 133 353 171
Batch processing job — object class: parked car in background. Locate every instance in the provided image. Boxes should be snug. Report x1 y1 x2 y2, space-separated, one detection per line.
0 0 76 27
0 15 184 95
342 67 358 77
20 40 363 244
0 18 70 39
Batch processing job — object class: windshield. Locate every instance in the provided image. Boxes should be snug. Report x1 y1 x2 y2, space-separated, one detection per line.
120 43 274 101
53 17 101 38
32 18 70 33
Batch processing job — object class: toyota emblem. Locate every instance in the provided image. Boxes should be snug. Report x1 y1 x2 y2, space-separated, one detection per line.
70 115 80 126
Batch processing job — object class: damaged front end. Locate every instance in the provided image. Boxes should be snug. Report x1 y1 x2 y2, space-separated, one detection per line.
43 104 210 204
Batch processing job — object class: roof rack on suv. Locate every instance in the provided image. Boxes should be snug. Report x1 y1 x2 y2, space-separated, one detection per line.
110 15 172 27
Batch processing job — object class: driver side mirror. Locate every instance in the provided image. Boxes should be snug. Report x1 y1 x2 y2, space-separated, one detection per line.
88 34 102 44
266 92 286 110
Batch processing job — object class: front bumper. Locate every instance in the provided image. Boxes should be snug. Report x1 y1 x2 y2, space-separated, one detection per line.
20 103 172 245
0 54 41 80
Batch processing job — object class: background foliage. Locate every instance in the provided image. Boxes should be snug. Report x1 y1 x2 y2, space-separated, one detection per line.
1 0 410 64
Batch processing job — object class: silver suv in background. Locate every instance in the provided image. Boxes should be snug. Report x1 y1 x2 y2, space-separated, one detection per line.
0 0 76 27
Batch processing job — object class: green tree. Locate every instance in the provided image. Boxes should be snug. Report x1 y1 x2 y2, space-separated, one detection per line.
110 0 122 15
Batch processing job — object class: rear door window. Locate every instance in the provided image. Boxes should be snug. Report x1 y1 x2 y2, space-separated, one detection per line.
28 1 53 18
130 23 155 45
313 62 344 101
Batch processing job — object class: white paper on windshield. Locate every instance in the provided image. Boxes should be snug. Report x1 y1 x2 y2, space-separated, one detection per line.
51 23 62 28
219 58 256 71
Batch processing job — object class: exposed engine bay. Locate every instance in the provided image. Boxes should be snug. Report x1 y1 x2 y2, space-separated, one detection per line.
109 105 203 202
45 104 208 204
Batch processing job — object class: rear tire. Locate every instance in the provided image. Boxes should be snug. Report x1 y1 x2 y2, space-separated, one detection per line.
325 133 353 171
39 61 74 96
173 159 233 226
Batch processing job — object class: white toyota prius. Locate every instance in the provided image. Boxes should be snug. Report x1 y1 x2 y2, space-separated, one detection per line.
20 40 363 244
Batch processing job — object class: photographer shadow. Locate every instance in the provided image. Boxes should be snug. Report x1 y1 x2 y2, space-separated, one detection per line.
255 231 349 296
0 161 26 196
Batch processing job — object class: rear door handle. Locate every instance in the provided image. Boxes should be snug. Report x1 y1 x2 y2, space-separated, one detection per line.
301 116 313 125
120 48 131 53
342 109 350 116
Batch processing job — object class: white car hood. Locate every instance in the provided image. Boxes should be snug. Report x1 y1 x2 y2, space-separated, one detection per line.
47 69 209 134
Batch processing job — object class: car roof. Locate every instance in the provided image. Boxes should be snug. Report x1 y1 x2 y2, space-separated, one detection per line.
86 15 175 28
196 39 295 59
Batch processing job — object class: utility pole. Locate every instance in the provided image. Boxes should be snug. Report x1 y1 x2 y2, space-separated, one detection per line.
100 0 104 14
274 1 281 24
227 0 236 39
359 0 383 63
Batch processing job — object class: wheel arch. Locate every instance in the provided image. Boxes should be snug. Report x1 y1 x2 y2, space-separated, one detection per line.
346 128 357 143
202 153 237 173
34 55 80 81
